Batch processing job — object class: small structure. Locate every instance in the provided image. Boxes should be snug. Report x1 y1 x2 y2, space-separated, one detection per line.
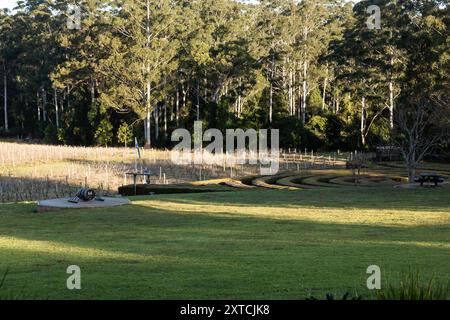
415 173 445 187
126 168 153 196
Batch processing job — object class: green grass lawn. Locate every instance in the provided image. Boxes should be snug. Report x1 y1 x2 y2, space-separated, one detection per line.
0 187 449 299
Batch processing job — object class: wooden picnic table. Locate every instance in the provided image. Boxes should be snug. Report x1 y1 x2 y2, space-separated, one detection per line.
415 173 445 187
126 171 153 195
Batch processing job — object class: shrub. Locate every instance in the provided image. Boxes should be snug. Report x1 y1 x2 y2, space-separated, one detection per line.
375 270 450 300
94 119 113 147
43 125 58 144
307 292 363 300
118 184 232 196
117 122 133 148
325 114 345 149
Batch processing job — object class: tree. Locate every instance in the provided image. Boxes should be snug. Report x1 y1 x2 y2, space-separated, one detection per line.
394 96 449 183
98 0 182 147
94 118 113 147
0 9 12 131
117 122 133 148
0 0 447 156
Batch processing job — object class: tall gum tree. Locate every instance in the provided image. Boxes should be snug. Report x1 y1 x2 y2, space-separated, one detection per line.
99 0 181 147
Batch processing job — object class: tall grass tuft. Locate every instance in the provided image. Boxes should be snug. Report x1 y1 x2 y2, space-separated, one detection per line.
0 268 9 299
375 270 450 300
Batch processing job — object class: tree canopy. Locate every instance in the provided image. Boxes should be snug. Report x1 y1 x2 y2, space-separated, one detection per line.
0 0 448 155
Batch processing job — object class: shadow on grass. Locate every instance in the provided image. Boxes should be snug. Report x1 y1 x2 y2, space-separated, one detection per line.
0 187 449 299
131 186 450 212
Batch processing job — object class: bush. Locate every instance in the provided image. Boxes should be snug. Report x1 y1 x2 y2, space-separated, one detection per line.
307 292 363 300
94 119 113 147
324 114 345 149
118 184 232 196
304 115 327 150
43 125 58 144
117 122 133 148
274 117 303 148
375 270 450 300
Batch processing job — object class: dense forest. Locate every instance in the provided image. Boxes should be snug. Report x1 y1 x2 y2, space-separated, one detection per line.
0 0 448 155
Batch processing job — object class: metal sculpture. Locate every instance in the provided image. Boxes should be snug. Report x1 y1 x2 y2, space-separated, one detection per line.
68 188 104 204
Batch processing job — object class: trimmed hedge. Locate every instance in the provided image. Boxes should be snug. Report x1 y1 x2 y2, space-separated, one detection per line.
118 184 233 196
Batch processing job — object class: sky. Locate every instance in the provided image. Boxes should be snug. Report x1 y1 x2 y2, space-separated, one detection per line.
0 0 17 10
0 0 16 10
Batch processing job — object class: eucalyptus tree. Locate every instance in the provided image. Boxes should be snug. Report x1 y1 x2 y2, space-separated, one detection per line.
0 9 13 131
98 0 182 147
254 0 292 124
12 0 66 130
50 0 113 143
295 0 336 124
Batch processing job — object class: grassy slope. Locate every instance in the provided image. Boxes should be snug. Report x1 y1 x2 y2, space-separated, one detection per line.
0 187 449 300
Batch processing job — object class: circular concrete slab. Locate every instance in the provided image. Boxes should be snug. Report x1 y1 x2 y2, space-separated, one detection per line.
37 197 131 213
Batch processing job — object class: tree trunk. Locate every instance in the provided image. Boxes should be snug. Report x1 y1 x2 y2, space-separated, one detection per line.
336 92 340 113
408 165 416 184
389 80 394 131
269 81 273 124
269 55 275 124
3 71 7 131
164 103 167 139
292 69 296 116
302 26 309 125
361 96 366 146
146 81 151 147
155 104 159 141
42 88 47 122
54 88 59 128
145 0 152 148
406 150 417 183
196 81 200 121
37 91 41 121
288 69 293 116
302 60 307 124
322 73 328 111
90 79 95 107
176 89 179 126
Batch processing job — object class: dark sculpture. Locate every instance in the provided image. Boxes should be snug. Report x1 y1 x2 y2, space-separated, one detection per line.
68 188 104 204
76 188 96 201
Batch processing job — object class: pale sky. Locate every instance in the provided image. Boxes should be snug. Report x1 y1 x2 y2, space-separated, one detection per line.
0 0 17 10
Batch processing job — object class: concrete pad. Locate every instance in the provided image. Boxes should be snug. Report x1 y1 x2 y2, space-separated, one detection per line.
37 197 131 213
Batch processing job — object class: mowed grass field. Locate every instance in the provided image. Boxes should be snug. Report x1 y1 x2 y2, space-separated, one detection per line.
0 187 449 299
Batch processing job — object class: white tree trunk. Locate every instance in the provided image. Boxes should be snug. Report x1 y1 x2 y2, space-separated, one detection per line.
269 57 274 124
196 81 200 121
145 0 152 147
302 60 308 124
302 26 309 125
164 103 167 138
336 92 340 113
389 80 394 131
146 81 151 147
37 91 41 121
176 89 179 126
322 75 328 111
54 88 59 128
42 88 47 122
288 69 293 116
361 96 366 146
